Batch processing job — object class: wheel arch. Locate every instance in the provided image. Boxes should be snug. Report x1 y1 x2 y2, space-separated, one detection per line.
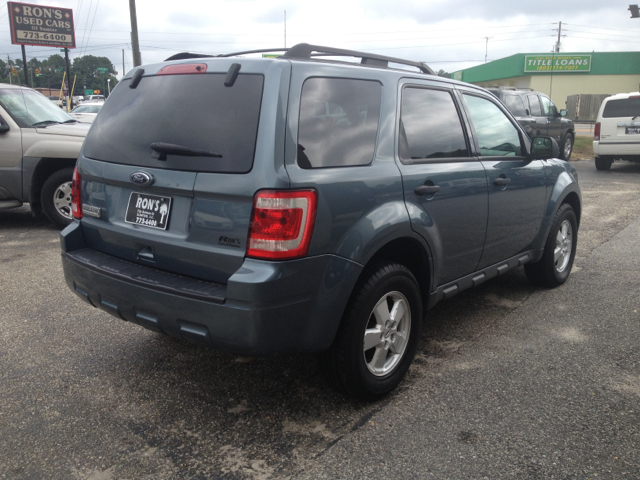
25 157 77 214
358 236 433 308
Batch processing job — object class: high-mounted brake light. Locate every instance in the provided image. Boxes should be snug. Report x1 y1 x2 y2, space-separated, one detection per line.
247 190 317 260
71 166 82 219
157 63 207 76
594 122 601 141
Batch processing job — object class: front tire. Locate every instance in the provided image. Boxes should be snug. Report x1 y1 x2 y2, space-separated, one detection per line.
41 168 74 229
560 133 573 161
320 263 422 401
525 203 577 288
595 156 613 171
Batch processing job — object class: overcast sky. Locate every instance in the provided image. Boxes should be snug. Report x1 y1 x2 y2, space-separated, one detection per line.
0 0 637 79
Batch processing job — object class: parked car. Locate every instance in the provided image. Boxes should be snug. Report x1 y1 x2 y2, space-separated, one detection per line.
48 95 66 109
487 86 575 161
0 84 90 227
60 44 581 401
69 101 103 123
593 92 640 170
83 94 105 102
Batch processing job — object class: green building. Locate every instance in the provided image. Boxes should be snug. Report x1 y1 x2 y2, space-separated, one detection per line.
452 52 640 109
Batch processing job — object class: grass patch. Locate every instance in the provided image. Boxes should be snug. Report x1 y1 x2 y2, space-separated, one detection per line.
572 136 594 161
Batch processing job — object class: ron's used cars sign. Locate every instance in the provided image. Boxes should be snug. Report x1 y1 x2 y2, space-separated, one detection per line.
524 55 591 73
7 1 76 49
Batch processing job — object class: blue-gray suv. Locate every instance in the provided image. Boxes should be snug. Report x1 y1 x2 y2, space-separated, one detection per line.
61 44 581 401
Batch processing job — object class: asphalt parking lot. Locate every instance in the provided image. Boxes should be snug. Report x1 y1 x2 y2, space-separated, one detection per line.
1 159 639 480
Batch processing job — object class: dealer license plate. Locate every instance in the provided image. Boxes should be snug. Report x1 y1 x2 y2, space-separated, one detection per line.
625 127 640 134
125 192 172 230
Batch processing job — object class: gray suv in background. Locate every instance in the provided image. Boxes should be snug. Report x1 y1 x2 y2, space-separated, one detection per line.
487 86 575 161
0 84 90 227
61 44 581 400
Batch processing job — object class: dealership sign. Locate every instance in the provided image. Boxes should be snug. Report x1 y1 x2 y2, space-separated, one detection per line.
524 55 591 73
7 2 75 48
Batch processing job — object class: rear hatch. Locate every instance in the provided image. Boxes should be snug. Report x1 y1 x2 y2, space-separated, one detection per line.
599 95 640 144
77 58 291 284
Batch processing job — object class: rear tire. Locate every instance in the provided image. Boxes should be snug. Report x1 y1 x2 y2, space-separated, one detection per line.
525 203 577 288
41 168 74 229
320 263 422 401
560 133 573 161
595 156 613 171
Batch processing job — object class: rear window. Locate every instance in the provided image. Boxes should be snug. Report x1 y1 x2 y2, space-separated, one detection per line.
82 73 264 173
602 97 640 118
504 94 527 116
297 77 382 169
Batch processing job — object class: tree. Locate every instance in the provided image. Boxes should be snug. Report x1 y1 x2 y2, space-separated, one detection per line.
436 69 451 79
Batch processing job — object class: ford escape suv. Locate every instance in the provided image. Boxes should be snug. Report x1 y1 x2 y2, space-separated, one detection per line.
61 44 581 401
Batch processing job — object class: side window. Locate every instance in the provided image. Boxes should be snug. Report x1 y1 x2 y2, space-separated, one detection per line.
540 96 557 117
399 87 469 161
463 94 524 157
527 95 542 116
297 77 382 169
504 94 527 116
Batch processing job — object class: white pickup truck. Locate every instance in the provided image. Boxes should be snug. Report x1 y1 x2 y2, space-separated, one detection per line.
0 83 90 227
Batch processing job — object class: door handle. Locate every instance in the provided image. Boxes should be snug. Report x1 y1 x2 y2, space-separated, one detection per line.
493 177 511 186
415 185 441 196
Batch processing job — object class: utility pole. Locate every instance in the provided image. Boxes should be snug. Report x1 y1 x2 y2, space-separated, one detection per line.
122 49 126 76
129 0 142 67
555 21 562 53
7 55 11 85
21 45 29 87
484 37 492 63
64 48 73 110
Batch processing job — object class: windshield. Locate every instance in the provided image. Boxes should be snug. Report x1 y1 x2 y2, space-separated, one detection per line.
0 88 73 127
71 105 102 114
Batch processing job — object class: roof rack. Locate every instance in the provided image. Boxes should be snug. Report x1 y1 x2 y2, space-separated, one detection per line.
164 43 435 75
282 43 435 75
487 86 534 91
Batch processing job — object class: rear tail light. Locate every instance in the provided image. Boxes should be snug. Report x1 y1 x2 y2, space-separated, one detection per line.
71 167 82 219
594 122 601 141
247 190 317 260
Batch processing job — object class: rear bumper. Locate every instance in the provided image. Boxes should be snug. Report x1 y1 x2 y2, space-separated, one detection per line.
593 140 640 159
61 222 363 356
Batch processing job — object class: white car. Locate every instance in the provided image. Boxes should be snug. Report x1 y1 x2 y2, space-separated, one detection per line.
69 102 103 124
593 92 640 170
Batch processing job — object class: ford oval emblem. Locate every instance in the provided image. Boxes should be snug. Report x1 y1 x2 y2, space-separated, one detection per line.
130 171 153 186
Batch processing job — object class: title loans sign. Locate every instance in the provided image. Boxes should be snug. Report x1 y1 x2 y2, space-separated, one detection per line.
524 55 591 73
7 2 75 48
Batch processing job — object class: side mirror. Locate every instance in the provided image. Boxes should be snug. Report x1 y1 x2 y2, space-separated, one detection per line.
530 136 560 160
559 109 567 117
0 120 9 134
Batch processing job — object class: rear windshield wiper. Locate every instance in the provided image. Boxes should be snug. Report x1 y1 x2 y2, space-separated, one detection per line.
150 142 223 161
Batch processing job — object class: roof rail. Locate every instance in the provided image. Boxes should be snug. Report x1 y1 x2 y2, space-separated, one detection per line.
283 43 435 75
487 86 534 91
165 43 435 75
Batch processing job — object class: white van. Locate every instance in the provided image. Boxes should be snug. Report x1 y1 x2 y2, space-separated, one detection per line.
593 92 640 170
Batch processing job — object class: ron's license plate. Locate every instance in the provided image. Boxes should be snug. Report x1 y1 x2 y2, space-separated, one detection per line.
625 127 640 134
125 192 172 230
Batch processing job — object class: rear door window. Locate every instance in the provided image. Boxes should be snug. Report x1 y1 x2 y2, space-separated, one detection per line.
399 87 469 161
526 95 542 116
602 97 640 118
297 77 382 169
82 73 264 173
504 94 527 116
